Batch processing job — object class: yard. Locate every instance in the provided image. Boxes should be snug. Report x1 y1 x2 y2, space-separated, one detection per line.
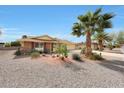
0 49 124 88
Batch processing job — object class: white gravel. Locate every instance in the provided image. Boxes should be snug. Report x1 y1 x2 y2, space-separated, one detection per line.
0 50 124 88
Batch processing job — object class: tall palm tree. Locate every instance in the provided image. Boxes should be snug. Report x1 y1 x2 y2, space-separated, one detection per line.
96 13 114 50
93 32 112 50
72 8 102 56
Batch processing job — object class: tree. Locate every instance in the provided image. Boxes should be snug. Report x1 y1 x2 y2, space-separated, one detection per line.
116 31 124 44
96 12 114 50
93 32 112 50
22 35 27 39
109 32 118 45
72 8 102 56
11 41 21 47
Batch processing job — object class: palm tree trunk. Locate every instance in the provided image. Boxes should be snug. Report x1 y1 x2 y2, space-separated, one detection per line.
99 40 103 51
85 31 92 56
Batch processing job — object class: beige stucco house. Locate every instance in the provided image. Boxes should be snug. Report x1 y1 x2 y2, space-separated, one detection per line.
18 35 76 53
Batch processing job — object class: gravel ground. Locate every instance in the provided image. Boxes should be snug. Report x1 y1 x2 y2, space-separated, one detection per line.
0 50 124 88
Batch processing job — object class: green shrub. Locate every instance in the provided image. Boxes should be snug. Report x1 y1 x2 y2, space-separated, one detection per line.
56 44 68 58
114 43 120 48
107 42 113 50
72 54 81 61
4 43 11 47
31 52 40 59
23 49 40 56
14 48 21 56
11 41 21 47
89 53 103 60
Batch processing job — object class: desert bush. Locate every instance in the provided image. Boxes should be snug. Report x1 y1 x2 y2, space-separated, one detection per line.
31 52 40 59
14 48 21 56
89 53 103 60
72 53 81 61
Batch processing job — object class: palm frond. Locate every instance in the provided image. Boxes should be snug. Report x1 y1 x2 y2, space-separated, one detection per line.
93 32 112 42
72 23 82 37
102 13 115 20
94 8 102 16
78 15 88 22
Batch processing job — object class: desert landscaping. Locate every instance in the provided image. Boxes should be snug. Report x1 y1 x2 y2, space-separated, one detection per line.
0 49 124 88
0 6 124 88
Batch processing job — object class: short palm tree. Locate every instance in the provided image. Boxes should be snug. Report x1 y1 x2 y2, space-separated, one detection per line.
93 32 112 51
72 8 102 56
96 12 114 50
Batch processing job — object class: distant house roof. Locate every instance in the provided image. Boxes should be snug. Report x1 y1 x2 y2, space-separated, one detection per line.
54 38 75 45
75 42 83 45
18 35 75 44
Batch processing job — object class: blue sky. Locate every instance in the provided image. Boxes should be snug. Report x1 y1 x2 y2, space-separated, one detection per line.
0 5 124 42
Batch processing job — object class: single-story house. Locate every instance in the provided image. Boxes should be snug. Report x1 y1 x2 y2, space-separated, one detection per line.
18 35 76 53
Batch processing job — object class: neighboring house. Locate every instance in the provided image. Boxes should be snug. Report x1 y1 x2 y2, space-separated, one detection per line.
75 42 84 49
91 40 99 50
0 42 4 48
18 35 76 53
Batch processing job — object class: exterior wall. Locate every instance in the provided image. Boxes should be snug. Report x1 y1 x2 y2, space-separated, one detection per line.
20 41 33 50
20 41 76 53
44 43 52 53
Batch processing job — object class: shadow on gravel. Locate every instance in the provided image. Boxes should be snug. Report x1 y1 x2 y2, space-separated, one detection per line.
13 55 29 59
98 59 124 74
61 60 85 71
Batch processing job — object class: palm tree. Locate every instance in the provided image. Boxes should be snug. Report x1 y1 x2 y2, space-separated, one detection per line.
72 8 102 56
22 35 27 39
93 32 112 50
96 13 114 50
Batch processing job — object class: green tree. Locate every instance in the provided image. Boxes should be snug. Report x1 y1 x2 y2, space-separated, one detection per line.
116 31 124 44
22 35 27 39
72 8 102 56
109 32 118 45
93 32 112 50
96 13 114 50
11 41 21 47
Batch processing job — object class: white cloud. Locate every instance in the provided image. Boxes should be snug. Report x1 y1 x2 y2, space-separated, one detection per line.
0 27 32 42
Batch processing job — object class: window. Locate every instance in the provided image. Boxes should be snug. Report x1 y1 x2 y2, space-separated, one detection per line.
35 43 43 48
